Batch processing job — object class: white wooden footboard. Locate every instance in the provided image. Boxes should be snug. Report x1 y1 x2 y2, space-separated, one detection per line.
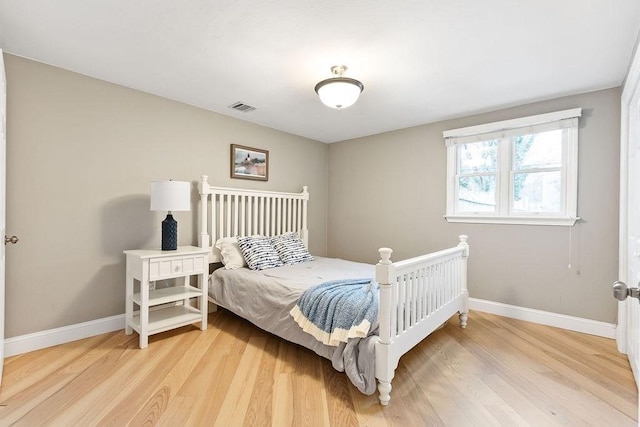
374 235 469 405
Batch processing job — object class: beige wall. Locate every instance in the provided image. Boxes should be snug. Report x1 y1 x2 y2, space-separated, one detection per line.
3 52 622 338
328 88 621 323
4 53 329 337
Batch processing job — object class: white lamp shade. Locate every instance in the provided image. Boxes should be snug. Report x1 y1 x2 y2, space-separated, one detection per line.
150 180 191 212
316 80 363 109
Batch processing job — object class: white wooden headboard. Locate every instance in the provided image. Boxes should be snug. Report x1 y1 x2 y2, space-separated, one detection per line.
198 175 309 263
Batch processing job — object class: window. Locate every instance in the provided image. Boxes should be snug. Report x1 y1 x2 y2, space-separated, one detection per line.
444 108 581 226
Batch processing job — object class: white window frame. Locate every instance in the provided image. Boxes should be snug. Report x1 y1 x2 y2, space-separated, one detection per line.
444 108 581 226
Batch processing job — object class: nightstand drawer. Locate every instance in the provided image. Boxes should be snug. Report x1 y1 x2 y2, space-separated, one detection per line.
149 255 206 280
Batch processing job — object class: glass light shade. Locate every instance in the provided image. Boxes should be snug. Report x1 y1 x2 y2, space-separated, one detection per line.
315 77 364 110
150 180 191 212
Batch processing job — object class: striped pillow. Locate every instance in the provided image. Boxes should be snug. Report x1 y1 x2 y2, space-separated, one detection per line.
237 236 284 271
271 232 314 265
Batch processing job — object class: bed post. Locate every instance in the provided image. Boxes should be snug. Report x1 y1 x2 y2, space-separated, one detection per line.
375 247 395 406
458 234 469 328
199 175 210 251
300 186 309 248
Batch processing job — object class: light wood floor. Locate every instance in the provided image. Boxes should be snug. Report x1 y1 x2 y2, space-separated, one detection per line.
0 310 636 426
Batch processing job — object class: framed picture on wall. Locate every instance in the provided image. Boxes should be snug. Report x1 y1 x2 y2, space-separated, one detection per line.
230 144 269 181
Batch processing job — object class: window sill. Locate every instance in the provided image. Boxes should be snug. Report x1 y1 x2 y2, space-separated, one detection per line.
444 215 579 226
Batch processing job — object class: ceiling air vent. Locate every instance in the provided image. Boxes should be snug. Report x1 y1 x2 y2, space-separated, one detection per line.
228 102 257 113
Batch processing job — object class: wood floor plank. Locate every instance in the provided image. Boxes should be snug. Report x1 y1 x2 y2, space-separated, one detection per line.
450 312 636 425
7 333 142 426
389 363 450 426
241 334 280 427
0 332 136 425
41 329 198 426
165 316 245 426
432 376 507 426
481 313 636 419
290 349 330 426
495 314 634 382
87 330 204 425
214 336 266 426
154 396 195 427
477 372 559 426
0 331 123 403
272 373 294 426
463 316 600 424
495 315 636 398
406 333 503 426
349 392 388 427
294 372 331 427
184 354 241 425
321 358 361 427
0 372 77 425
0 309 635 426
105 323 225 426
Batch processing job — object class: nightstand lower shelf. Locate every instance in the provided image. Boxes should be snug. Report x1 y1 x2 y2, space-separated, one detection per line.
128 305 203 336
131 285 202 306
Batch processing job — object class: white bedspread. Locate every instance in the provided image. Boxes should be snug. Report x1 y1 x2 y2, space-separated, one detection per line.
208 257 379 394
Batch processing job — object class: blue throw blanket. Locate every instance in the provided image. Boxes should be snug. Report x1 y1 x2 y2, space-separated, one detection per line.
290 278 379 346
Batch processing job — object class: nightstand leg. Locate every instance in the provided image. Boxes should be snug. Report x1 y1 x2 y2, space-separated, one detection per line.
199 272 207 330
140 276 149 349
125 273 133 335
183 275 190 308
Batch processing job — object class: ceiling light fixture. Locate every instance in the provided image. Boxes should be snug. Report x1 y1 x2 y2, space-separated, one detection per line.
314 65 364 110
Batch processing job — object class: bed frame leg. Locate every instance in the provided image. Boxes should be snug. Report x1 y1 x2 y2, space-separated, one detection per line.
459 311 468 329
208 301 218 313
378 380 392 406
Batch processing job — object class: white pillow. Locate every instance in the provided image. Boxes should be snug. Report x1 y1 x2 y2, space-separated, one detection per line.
215 237 246 270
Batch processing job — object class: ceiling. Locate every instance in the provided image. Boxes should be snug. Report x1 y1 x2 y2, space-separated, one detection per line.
1 1 639 144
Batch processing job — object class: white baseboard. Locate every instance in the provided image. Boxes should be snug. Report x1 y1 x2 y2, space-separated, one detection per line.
4 314 125 358
2 299 617 358
469 298 616 339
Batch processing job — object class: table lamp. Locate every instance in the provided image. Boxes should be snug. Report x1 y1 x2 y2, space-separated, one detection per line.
150 180 191 251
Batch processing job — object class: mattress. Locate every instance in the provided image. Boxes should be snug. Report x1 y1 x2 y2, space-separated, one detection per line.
208 256 379 393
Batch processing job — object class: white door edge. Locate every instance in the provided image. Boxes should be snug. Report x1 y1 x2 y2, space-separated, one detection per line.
0 48 5 386
619 32 640 408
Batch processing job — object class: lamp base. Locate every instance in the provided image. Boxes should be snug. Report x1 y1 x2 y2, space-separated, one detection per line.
161 213 178 251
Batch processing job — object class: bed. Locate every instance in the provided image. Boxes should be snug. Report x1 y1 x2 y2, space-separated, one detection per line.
198 175 469 405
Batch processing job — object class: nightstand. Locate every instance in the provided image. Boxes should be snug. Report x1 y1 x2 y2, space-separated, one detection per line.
123 246 209 348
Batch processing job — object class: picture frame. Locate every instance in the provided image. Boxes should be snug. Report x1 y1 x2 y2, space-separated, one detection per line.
230 144 269 181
